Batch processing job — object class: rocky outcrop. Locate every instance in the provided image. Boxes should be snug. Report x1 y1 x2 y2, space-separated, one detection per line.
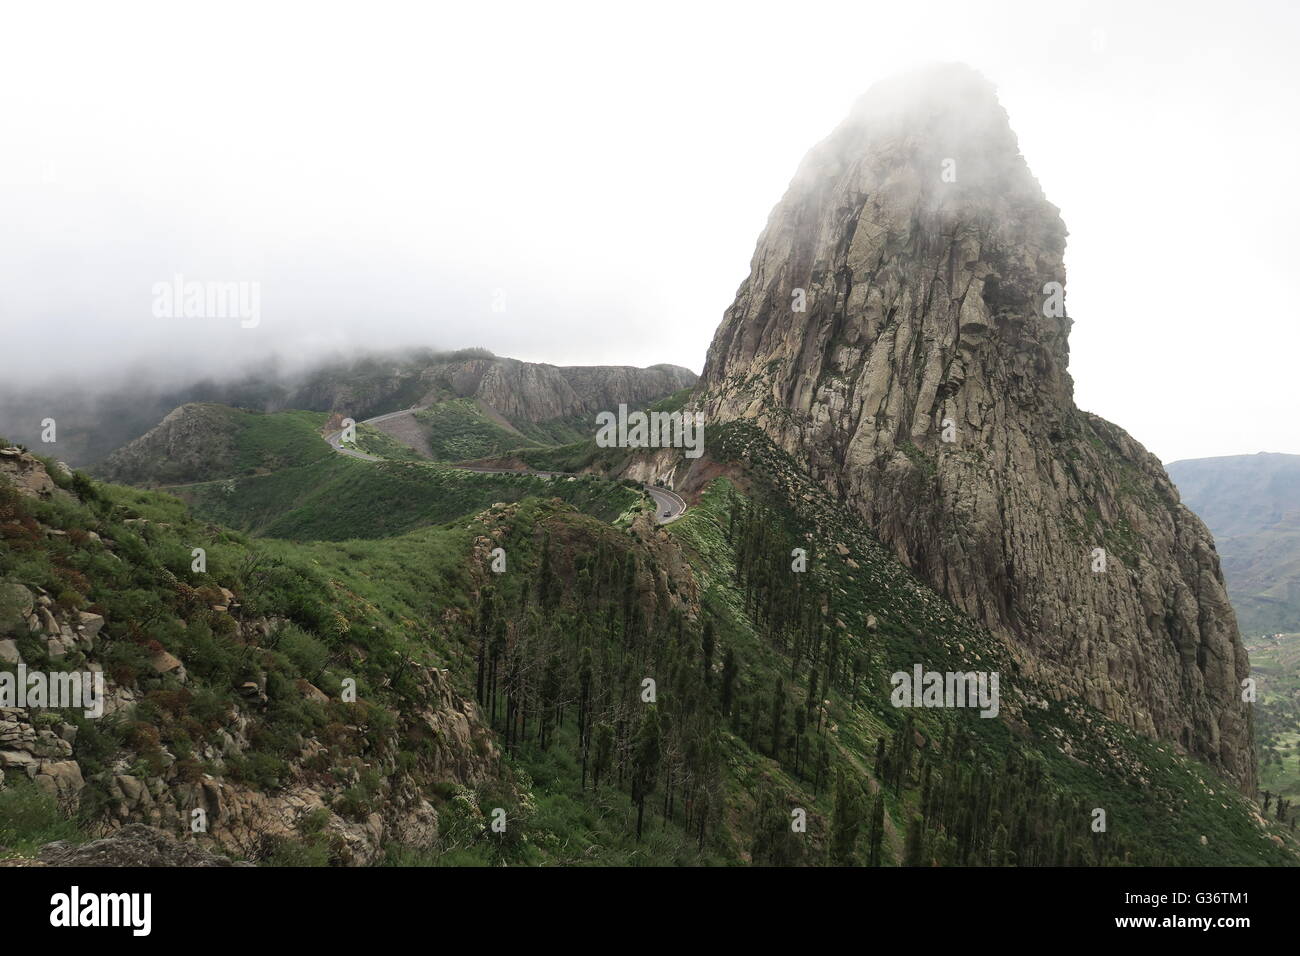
2 598 499 864
275 352 695 425
11 824 251 867
420 358 696 424
696 65 1254 789
0 447 62 498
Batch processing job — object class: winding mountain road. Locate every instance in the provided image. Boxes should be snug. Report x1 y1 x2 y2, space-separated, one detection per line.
325 410 687 524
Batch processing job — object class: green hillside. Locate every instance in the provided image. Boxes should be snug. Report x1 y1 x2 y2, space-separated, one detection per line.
95 406 335 487
506 391 698 475
177 454 645 540
1250 631 1300 810
411 400 536 461
4 429 1295 865
346 399 531 463
90 405 644 540
1168 453 1300 636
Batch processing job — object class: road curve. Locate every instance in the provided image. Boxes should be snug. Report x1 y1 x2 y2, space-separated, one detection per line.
324 411 687 524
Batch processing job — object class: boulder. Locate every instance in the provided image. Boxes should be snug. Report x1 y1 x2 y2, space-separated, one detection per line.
0 449 57 498
34 824 252 867
0 583 34 634
36 607 58 635
33 759 85 806
149 649 187 682
76 611 105 642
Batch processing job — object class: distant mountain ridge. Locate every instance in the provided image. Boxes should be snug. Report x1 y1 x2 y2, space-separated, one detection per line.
1167 453 1300 636
0 349 696 468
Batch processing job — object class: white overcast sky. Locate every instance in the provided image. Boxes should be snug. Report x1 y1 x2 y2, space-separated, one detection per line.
1 0 1296 462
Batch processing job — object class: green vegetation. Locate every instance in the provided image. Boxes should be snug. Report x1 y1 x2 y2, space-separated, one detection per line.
1251 631 1300 814
3 419 1294 866
662 421 1298 865
0 458 492 860
511 439 635 476
1166 453 1300 637
176 454 644 540
412 400 536 461
646 388 693 415
495 413 591 447
351 424 426 462
95 406 334 487
0 776 92 856
498 389 698 474
228 409 335 473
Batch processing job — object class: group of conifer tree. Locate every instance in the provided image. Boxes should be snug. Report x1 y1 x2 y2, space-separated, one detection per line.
729 493 1162 865
464 497 1171 865
473 531 725 845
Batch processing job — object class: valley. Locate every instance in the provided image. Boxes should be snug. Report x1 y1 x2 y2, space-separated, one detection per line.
2 65 1295 872
1248 631 1300 809
3 404 1296 866
324 407 687 525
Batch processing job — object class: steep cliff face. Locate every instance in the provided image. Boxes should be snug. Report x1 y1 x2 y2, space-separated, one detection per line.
422 358 696 423
698 65 1254 789
279 353 695 425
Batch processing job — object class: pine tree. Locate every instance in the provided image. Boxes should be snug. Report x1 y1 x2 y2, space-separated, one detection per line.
538 534 558 608
903 813 926 867
701 618 715 686
591 722 614 790
815 736 830 798
770 677 786 759
631 708 662 841
867 791 886 866
720 648 738 715
829 769 866 865
538 650 562 749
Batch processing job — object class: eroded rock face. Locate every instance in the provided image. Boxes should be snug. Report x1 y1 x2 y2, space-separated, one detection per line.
278 355 695 425
0 447 60 498
697 65 1254 789
423 358 696 423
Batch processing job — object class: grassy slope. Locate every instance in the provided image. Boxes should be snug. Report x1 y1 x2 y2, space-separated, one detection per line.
358 397 627 465
404 387 697 461
272 497 733 865
177 454 644 540
0 459 520 861
101 407 335 487
230 409 336 472
350 423 426 462
412 400 539 460
309 420 1298 866
5 420 1294 865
